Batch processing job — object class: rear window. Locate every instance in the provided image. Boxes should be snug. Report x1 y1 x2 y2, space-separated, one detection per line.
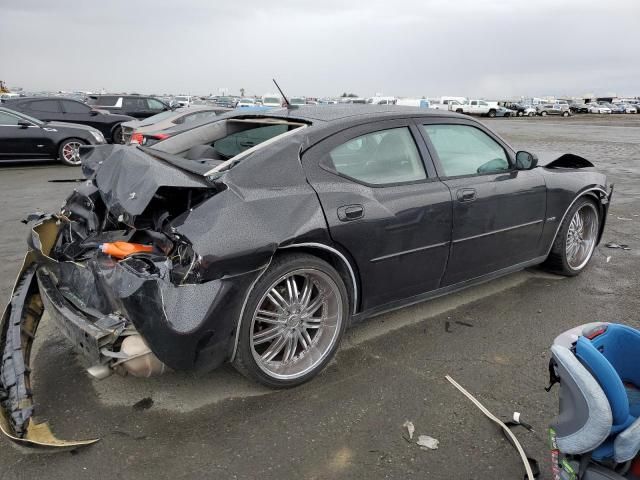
88 96 118 106
213 124 289 159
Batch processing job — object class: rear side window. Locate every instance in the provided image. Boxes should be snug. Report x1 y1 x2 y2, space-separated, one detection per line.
179 111 217 125
327 127 426 185
213 124 289 158
124 97 147 110
27 100 62 113
422 124 509 177
88 96 118 106
61 100 90 113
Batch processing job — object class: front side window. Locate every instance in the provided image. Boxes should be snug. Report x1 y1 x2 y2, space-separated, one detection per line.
27 100 61 113
0 111 20 125
327 127 426 185
422 124 510 177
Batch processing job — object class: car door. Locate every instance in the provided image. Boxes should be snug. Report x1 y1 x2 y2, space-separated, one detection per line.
469 100 478 114
22 99 64 122
419 119 546 285
60 99 95 127
0 111 54 159
302 119 453 311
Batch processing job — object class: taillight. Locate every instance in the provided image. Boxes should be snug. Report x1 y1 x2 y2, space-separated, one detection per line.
130 132 144 144
142 133 171 146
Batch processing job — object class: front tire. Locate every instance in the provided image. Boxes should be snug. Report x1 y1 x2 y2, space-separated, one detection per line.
488 109 496 118
562 111 569 117
540 111 547 116
58 138 86 166
233 253 349 388
544 198 600 276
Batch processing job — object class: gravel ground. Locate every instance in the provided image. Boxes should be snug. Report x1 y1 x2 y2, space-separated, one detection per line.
0 114 638 480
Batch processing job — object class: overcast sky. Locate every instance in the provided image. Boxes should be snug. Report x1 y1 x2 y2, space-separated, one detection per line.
2 0 639 99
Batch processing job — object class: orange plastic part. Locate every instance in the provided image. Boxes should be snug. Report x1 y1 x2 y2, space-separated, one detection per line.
100 242 153 259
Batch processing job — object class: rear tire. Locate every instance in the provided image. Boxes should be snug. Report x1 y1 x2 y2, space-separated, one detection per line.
111 125 123 144
488 109 496 118
544 197 600 276
233 253 349 388
58 138 86 166
541 111 547 116
562 111 569 117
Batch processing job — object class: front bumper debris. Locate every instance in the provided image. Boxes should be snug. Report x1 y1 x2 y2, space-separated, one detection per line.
0 219 98 450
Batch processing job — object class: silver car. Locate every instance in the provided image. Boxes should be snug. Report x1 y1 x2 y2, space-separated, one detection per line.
121 105 230 144
536 104 571 117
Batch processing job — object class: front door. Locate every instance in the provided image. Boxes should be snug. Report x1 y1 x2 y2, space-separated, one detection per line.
302 119 453 311
0 111 53 159
419 120 546 285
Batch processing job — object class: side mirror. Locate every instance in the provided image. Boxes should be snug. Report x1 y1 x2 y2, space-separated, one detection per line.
515 151 538 170
90 110 100 116
17 120 32 129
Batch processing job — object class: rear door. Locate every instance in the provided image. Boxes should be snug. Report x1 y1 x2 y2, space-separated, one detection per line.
302 119 452 311
60 99 94 127
419 119 546 285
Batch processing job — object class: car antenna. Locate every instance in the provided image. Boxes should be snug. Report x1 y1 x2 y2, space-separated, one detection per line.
272 78 294 109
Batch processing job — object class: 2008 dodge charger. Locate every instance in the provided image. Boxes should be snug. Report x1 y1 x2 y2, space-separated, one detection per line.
0 105 612 448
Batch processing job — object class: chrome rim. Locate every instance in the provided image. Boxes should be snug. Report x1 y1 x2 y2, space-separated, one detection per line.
250 268 343 380
61 141 82 164
566 204 598 270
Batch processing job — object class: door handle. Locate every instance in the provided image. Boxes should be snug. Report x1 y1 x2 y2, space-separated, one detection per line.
337 204 364 221
456 188 477 203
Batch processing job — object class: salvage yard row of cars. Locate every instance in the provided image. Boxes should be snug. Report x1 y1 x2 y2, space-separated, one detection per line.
1 93 639 167
0 103 613 448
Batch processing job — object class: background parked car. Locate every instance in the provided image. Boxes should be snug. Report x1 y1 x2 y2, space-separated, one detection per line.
536 104 571 116
261 95 283 108
588 104 612 114
236 98 257 108
620 104 638 113
569 102 589 114
0 106 105 166
4 96 134 143
174 95 193 107
86 94 172 119
209 96 237 109
121 105 230 144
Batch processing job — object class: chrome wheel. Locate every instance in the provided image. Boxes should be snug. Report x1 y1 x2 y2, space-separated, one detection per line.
250 268 343 380
61 141 82 165
566 203 598 270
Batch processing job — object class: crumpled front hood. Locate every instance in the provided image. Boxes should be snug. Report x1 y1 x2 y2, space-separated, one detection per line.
81 145 212 217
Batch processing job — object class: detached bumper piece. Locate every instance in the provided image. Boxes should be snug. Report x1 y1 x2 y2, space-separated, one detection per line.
0 265 98 450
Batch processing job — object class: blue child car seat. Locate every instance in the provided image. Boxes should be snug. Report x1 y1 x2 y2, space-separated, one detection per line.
550 323 640 478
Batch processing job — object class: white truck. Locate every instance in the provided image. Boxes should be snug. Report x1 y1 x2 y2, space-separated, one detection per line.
429 96 467 111
450 99 499 117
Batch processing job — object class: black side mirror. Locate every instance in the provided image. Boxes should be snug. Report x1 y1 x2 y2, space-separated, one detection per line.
516 151 538 170
90 110 100 116
17 120 31 129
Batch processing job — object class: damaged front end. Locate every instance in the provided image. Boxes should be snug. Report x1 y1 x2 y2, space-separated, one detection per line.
0 146 248 449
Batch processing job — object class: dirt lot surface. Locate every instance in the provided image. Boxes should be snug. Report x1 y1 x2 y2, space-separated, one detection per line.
0 115 638 479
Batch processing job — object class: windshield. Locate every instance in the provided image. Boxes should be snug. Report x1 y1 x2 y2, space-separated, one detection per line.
290 97 305 105
263 97 280 104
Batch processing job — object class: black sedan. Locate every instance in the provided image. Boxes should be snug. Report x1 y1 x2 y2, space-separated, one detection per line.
3 97 134 144
0 105 611 448
0 107 106 166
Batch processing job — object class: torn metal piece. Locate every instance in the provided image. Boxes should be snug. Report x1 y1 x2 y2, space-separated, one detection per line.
605 243 631 250
0 265 98 450
403 420 415 440
416 435 439 450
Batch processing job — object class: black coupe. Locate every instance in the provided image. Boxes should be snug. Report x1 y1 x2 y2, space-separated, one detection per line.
0 107 106 166
0 105 611 447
